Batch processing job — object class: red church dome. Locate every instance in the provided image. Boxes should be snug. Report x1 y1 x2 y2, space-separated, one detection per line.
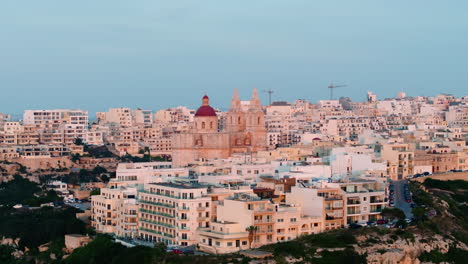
195 95 217 117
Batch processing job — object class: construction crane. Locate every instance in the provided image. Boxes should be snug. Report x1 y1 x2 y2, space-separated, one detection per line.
328 83 347 100
262 89 274 105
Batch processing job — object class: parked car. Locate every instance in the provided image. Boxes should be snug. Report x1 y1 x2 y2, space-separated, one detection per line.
172 249 183 254
377 219 386 225
349 223 362 229
366 221 377 227
181 248 195 254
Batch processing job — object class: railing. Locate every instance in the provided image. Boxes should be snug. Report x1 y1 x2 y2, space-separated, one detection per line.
177 207 190 211
347 200 360 205
138 199 175 208
177 217 190 221
139 190 179 199
139 227 174 238
139 218 175 228
347 210 361 215
254 219 274 224
178 226 190 231
139 208 175 218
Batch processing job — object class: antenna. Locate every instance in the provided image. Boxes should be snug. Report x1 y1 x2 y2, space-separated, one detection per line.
262 89 274 105
328 83 347 100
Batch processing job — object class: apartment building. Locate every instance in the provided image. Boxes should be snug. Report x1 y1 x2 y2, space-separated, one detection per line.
115 162 188 184
381 143 414 180
132 109 153 126
98 108 132 127
91 186 138 238
334 179 387 225
23 109 88 129
138 183 211 246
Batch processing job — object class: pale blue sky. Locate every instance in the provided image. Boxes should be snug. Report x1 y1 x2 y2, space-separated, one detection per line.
1 0 467 117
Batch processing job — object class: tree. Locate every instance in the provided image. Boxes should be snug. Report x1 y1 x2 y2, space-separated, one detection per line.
381 208 405 220
412 207 427 222
92 166 108 175
73 138 84 146
100 174 110 183
246 225 258 249
71 153 81 162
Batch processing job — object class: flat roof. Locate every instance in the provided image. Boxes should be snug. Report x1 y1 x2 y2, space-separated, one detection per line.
148 182 208 189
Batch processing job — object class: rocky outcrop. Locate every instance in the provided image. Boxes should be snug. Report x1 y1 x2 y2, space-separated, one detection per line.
0 237 20 247
355 233 467 264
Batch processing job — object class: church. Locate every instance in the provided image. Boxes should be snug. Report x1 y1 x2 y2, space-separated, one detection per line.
171 89 267 167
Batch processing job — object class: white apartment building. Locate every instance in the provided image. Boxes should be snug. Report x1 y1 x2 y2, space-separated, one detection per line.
115 162 189 184
23 110 88 128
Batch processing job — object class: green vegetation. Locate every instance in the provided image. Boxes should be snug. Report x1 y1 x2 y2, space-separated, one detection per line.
0 175 61 206
381 207 405 220
0 207 86 250
411 179 468 244
64 235 246 264
120 153 168 163
261 229 364 263
419 247 468 264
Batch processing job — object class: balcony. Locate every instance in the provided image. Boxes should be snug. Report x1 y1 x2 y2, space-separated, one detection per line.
139 190 178 199
177 207 190 211
138 199 175 208
370 199 386 204
197 206 206 211
197 216 207 221
347 210 361 215
254 219 274 224
139 209 175 218
177 217 190 221
139 227 175 238
178 226 190 231
347 200 360 205
139 218 175 228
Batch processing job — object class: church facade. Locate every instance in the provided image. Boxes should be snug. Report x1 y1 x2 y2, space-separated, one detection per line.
171 89 267 167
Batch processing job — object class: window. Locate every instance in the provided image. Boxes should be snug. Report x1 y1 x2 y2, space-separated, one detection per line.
201 122 205 129
242 241 247 245
290 218 297 222
216 241 220 246
227 242 233 247
277 219 284 223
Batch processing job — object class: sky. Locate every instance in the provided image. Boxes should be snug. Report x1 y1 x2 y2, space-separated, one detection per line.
1 0 467 118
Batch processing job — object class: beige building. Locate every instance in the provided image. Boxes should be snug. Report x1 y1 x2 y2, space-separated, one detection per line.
138 183 211 246
381 143 414 180
91 186 138 238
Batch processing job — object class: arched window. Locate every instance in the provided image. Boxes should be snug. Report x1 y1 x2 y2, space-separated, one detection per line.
210 122 213 129
202 122 205 129
257 116 261 125
238 116 241 124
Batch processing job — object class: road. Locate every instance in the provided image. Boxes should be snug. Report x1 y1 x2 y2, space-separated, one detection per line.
393 180 413 219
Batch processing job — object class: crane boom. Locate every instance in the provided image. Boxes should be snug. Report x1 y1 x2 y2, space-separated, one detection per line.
328 83 347 100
